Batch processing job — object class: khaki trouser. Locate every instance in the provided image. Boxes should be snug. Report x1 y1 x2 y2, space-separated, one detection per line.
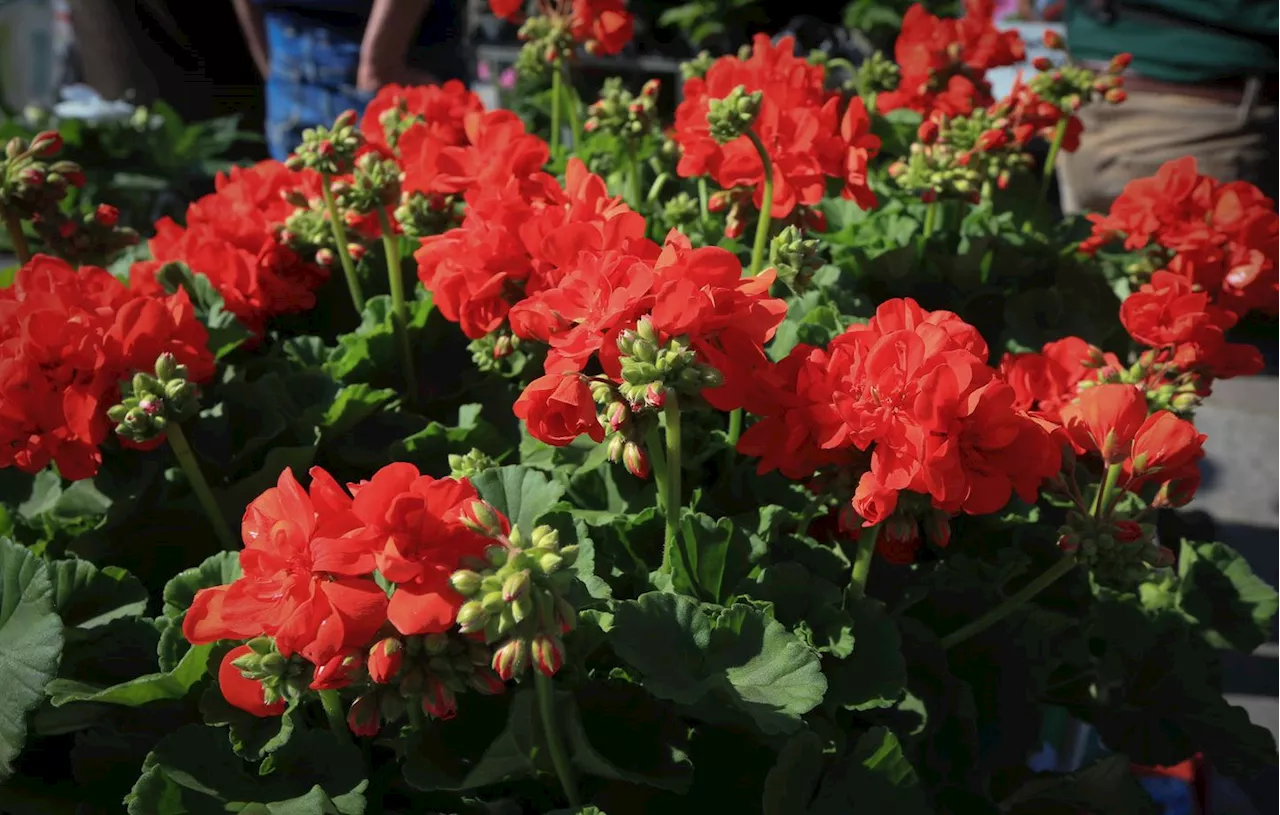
1057 87 1278 215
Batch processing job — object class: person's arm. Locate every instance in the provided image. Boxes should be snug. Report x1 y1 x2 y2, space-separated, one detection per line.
232 0 270 79
358 0 437 91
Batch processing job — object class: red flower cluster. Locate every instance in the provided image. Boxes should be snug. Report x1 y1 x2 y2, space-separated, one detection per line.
741 298 1061 525
360 80 485 152
131 161 328 335
1083 156 1279 317
184 463 501 710
488 0 634 55
672 34 882 216
1060 383 1204 498
416 157 644 339
999 337 1099 422
0 255 214 479
400 109 551 203
511 229 788 445
877 0 1025 116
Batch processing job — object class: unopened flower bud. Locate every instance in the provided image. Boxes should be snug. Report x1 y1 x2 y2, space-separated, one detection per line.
607 433 626 463
492 638 528 681
502 570 531 602
469 668 507 695
463 500 507 537
531 634 565 677
606 400 629 431
315 248 335 266
623 441 649 478
421 676 457 720
1032 56 1053 72
367 638 403 684
347 695 380 736
30 130 62 156
644 382 666 408
456 600 487 633
1042 29 1065 49
450 569 483 596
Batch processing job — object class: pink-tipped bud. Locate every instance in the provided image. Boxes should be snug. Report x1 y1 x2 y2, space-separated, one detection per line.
469 667 508 695
18 166 45 187
367 638 403 684
1104 88 1127 104
531 634 565 677
463 499 508 538
623 441 649 479
1042 29 1065 50
347 695 381 737
644 382 666 409
31 130 62 156
94 204 120 227
310 652 363 690
642 79 661 97
492 638 528 681
1109 53 1132 73
346 242 366 262
1032 56 1053 72
607 400 629 431
421 676 458 720
917 120 940 145
315 248 335 266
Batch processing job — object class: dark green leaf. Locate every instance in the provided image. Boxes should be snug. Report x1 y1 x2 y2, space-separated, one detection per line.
162 551 242 620
469 465 566 535
824 592 906 711
610 593 827 734
155 262 254 358
1002 754 1158 815
392 404 510 478
670 511 755 604
319 384 397 439
46 642 212 707
199 684 299 762
0 538 64 779
762 729 824 815
1176 540 1278 652
48 557 148 628
810 727 932 814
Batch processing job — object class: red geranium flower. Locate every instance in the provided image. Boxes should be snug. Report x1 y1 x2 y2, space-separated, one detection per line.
217 645 286 718
1059 383 1149 465
515 373 606 447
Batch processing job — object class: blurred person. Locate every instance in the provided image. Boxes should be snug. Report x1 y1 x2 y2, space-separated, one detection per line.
233 0 471 161
1056 0 1278 214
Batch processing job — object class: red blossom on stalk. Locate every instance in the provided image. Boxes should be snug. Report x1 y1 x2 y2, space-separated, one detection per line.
672 34 881 217
0 255 214 480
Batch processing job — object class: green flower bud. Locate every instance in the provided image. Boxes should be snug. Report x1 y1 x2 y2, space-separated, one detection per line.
481 591 506 615
450 569 483 596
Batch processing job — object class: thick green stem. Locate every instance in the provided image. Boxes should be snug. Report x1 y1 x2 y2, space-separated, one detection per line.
319 177 365 314
849 524 879 598
644 427 668 515
377 210 419 410
534 671 581 808
1040 117 1069 201
626 144 642 210
744 129 774 277
559 64 580 151
726 408 743 447
922 201 939 239
550 68 563 156
407 699 427 732
318 689 353 745
659 394 683 575
1 206 30 265
1093 463 1123 520
698 177 710 223
940 555 1079 650
166 422 236 551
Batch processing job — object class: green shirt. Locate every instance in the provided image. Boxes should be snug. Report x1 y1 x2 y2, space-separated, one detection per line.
1065 1 1278 83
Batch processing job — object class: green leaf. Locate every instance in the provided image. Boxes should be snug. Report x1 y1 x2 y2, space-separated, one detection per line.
391 404 510 478
199 684 299 762
1002 754 1158 814
0 538 64 779
469 465 565 535
670 511 755 604
810 727 931 814
762 730 824 815
319 384 397 439
1176 540 1278 652
610 593 827 735
823 592 906 711
48 558 148 629
155 262 253 358
741 562 851 657
326 290 434 383
133 725 366 813
46 642 212 707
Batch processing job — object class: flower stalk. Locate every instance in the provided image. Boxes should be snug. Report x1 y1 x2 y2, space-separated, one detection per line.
744 129 775 277
1 205 30 265
659 393 683 574
1040 117 1069 200
166 422 236 551
940 555 1079 649
849 523 880 598
533 670 581 808
550 68 564 156
377 209 419 411
644 427 669 515
320 177 366 314
318 689 354 745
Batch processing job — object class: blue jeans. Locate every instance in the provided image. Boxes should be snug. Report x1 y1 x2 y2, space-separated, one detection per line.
264 12 375 162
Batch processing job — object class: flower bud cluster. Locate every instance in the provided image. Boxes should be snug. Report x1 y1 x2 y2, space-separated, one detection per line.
1076 350 1204 418
332 152 401 216
108 352 201 444
231 636 311 708
1019 36 1129 113
357 632 506 729
452 520 578 681
616 317 723 404
515 14 575 79
285 110 362 176
584 77 661 144
707 86 763 145
707 187 754 240
394 190 459 240
468 331 526 375
1057 513 1173 589
680 51 716 81
279 200 342 264
849 489 951 565
769 224 825 292
377 98 425 152
449 448 499 479
890 108 1033 200
854 51 902 99
659 191 700 231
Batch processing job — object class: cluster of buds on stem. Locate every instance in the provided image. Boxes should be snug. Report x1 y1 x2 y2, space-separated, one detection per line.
108 352 200 444
352 632 506 732
890 108 1033 201
849 490 950 565
449 448 499 479
659 191 700 232
616 317 723 405
707 187 755 240
331 152 401 217
1057 511 1172 589
452 516 579 681
769 224 825 292
589 377 657 479
853 51 901 101
680 51 716 81
230 637 311 708
278 198 345 266
1076 348 1205 417
515 13 576 79
467 330 526 374
584 77 661 144
395 190 460 240
377 97 427 152
706 86 763 145
286 110 362 176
